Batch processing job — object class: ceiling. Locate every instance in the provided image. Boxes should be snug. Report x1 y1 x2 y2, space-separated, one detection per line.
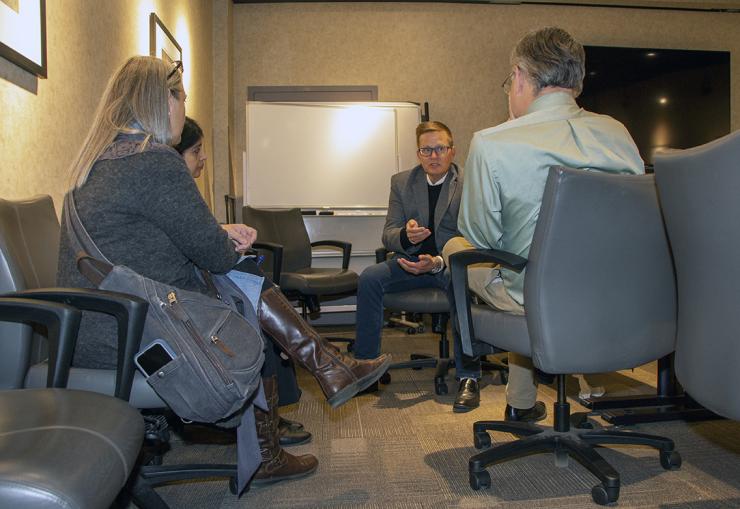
233 0 740 11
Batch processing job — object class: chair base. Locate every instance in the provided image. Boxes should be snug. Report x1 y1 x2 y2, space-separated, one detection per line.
580 355 721 425
389 354 453 395
128 464 237 509
468 411 681 505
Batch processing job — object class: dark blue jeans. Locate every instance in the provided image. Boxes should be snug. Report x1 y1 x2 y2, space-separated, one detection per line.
354 257 481 379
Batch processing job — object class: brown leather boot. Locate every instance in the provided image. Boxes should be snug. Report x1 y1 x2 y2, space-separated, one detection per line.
252 376 318 485
258 286 392 408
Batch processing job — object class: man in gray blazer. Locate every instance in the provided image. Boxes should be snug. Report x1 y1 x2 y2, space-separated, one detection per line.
354 121 482 412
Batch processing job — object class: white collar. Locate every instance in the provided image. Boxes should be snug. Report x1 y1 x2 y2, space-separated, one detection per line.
426 172 448 186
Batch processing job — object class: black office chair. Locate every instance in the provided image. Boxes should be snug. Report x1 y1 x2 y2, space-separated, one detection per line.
450 167 681 505
243 206 358 347
655 129 740 421
375 248 507 395
0 297 144 509
0 196 243 508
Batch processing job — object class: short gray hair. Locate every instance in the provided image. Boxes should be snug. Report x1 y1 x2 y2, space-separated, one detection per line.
510 27 585 97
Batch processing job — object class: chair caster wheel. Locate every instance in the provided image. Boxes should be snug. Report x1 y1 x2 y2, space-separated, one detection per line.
660 450 682 470
434 381 448 395
416 326 425 333
406 327 416 335
229 476 238 495
469 470 491 490
379 371 391 385
473 431 491 449
591 483 619 505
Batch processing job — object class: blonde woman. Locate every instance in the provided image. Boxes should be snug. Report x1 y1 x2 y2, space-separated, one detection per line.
57 56 390 485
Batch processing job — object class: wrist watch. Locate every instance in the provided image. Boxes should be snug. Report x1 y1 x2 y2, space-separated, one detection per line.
430 255 445 274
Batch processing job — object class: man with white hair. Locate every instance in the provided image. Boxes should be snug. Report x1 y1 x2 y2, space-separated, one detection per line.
446 26 644 422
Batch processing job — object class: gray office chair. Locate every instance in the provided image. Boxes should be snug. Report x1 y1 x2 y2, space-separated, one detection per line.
450 167 681 505
0 195 241 508
0 296 144 509
655 129 740 420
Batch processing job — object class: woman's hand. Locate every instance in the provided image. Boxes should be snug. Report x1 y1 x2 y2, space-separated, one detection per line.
221 224 257 253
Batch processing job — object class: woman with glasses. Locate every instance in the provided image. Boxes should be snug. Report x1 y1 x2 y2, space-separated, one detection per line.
57 56 390 487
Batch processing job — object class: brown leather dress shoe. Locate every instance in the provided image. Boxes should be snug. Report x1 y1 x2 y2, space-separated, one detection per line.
504 401 547 422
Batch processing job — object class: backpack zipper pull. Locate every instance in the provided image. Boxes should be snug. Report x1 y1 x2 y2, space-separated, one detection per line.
210 335 235 357
167 291 177 305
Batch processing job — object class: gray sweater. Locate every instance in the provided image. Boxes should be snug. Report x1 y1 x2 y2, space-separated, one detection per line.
57 140 238 368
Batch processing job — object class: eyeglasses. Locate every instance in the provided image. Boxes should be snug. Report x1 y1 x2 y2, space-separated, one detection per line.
418 145 451 157
501 72 514 95
167 60 183 80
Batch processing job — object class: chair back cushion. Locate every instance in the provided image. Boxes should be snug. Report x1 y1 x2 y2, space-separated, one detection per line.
0 196 59 388
654 130 740 420
242 206 312 275
524 167 676 374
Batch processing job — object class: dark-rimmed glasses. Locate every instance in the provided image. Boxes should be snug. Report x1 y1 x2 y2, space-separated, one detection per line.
167 60 183 80
418 145 451 157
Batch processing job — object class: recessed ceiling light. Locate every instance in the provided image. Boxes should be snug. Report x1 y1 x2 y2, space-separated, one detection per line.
646 52 657 58
659 97 668 105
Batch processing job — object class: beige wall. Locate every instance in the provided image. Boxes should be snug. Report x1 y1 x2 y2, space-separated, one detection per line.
232 2 739 197
0 0 214 215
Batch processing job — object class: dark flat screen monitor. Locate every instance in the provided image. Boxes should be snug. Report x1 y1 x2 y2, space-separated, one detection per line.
579 46 731 168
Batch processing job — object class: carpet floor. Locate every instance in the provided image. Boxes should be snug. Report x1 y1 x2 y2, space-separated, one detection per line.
150 322 740 508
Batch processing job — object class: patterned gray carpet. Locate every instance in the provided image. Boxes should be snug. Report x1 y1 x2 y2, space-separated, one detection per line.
153 324 740 508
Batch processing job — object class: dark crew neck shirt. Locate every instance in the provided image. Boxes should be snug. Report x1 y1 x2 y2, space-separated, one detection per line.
400 181 443 256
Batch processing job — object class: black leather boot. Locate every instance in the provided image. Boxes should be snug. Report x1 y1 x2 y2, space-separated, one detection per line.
252 376 318 485
278 417 312 446
258 287 392 408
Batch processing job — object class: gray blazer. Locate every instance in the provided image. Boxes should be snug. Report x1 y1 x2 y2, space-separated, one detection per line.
382 163 462 255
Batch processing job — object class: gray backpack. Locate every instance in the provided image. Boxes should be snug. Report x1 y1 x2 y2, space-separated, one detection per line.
65 191 265 424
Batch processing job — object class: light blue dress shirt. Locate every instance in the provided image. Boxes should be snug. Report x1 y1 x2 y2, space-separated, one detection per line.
459 92 644 305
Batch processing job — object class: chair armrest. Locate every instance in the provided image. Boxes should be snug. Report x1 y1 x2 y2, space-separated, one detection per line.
0 297 81 389
449 249 528 357
375 247 389 264
10 288 148 402
311 240 352 269
253 241 284 286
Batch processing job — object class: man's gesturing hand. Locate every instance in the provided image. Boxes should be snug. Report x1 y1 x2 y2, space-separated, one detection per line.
406 219 431 245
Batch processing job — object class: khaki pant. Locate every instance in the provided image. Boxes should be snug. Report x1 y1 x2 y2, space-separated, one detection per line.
442 237 537 409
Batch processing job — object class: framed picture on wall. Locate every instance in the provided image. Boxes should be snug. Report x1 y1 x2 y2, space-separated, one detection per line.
149 13 182 65
0 0 47 77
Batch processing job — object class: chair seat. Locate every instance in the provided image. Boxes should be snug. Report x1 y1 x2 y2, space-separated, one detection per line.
25 363 166 408
471 304 531 357
280 268 358 295
0 388 143 509
383 287 449 314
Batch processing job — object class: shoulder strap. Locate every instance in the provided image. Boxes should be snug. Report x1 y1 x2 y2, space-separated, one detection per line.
64 190 111 265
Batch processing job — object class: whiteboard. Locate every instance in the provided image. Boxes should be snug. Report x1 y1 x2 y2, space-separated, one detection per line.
245 102 420 209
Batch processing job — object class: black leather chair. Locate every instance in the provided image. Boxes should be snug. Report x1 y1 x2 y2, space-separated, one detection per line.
655 129 740 421
0 196 242 508
450 167 681 505
242 206 358 318
375 248 507 395
0 297 144 509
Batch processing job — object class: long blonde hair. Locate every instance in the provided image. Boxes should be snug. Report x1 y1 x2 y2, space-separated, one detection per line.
69 56 183 188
